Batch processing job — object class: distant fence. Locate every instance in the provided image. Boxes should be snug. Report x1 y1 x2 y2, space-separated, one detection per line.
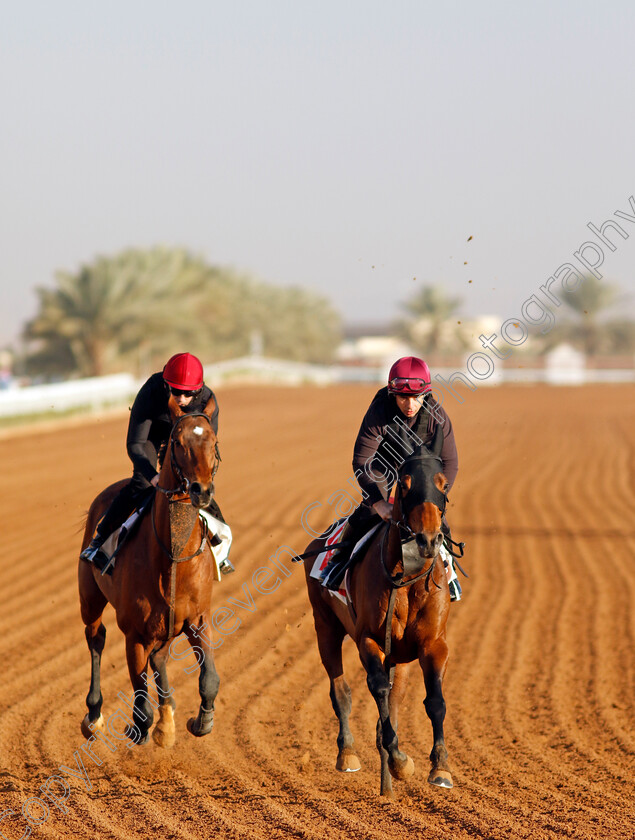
0 358 632 421
0 374 139 420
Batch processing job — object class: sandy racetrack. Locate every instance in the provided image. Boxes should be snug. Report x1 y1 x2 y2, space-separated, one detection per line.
0 384 633 840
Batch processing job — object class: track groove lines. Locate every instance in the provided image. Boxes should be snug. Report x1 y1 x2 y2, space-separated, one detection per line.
1 385 633 839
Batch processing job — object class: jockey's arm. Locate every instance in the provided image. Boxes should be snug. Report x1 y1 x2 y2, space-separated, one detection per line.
435 407 459 491
351 408 391 509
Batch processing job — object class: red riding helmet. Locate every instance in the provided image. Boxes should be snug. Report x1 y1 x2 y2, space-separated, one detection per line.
387 356 432 395
162 353 204 391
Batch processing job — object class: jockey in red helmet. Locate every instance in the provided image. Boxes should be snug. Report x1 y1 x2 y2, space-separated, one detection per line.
162 352 204 392
321 356 463 600
80 353 234 576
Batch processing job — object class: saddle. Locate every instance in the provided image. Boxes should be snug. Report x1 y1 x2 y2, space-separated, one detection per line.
97 497 228 578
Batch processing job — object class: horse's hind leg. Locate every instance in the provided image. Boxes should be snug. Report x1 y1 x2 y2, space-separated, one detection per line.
79 565 108 739
185 616 219 737
309 595 360 772
420 638 453 789
149 647 176 748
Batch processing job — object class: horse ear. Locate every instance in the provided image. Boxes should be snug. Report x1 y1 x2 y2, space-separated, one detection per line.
400 475 412 495
430 423 444 457
168 393 186 420
434 472 449 494
202 394 217 420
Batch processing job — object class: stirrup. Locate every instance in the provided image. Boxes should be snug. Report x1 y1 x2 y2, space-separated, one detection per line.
448 579 462 602
80 540 114 576
219 557 235 575
80 539 103 564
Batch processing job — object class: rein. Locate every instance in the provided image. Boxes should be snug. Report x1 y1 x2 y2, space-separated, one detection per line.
379 474 446 682
152 411 219 640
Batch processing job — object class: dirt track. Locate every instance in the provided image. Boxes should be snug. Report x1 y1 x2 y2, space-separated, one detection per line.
0 384 634 840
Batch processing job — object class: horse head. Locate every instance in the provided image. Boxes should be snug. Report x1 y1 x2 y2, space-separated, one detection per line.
395 424 448 560
166 394 220 508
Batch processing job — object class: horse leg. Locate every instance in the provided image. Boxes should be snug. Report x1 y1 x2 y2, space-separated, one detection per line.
149 646 176 748
124 635 155 745
79 565 108 739
313 611 360 772
184 618 219 737
420 638 453 789
372 662 412 798
360 638 414 796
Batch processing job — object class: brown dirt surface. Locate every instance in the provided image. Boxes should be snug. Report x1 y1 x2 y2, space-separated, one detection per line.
0 384 633 840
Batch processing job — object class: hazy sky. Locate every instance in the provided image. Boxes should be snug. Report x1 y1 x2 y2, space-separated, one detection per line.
2 1 634 346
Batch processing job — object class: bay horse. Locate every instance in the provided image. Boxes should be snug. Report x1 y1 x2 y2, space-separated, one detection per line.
78 394 221 747
303 426 453 797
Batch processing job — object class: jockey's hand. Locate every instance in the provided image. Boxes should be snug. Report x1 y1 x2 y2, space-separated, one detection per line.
151 474 160 487
372 500 393 522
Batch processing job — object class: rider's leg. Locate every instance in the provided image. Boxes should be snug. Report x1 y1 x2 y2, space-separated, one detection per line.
440 517 461 602
321 505 377 590
201 498 234 575
80 469 153 568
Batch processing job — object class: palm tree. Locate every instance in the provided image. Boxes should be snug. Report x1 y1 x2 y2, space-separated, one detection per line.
22 247 343 378
397 285 465 354
23 248 210 377
558 276 620 355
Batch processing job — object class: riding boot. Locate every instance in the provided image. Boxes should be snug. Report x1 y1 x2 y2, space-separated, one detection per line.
321 521 356 591
80 486 138 574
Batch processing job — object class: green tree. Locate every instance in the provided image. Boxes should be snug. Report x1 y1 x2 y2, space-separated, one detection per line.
22 248 342 377
541 276 623 355
397 285 466 354
23 248 209 377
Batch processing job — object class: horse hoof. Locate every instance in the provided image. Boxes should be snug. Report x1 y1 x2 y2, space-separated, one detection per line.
81 714 105 740
428 769 453 789
125 725 149 746
152 708 176 749
336 749 361 772
152 727 175 748
186 716 213 737
389 753 415 781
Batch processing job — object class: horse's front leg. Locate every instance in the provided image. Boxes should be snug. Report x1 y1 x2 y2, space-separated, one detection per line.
124 635 156 745
420 637 453 788
360 637 414 796
149 646 176 748
184 616 219 737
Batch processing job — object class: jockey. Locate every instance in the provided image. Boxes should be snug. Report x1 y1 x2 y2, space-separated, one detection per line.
80 352 234 575
322 356 462 599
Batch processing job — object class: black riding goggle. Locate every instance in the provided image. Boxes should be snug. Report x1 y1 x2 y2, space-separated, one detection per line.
169 386 201 398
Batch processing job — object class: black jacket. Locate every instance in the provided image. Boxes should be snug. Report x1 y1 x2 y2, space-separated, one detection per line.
352 387 458 506
126 372 218 483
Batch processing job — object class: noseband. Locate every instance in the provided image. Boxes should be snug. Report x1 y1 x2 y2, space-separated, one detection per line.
157 412 220 499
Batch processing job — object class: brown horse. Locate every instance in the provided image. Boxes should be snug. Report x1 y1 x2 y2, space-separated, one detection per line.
78 394 221 747
303 426 453 797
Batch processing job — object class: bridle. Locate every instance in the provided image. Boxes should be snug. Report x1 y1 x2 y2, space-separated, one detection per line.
151 411 221 641
378 451 450 684
156 412 220 500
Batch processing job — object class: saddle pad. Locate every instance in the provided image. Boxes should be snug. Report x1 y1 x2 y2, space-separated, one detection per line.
100 507 144 562
199 509 232 582
309 520 382 606
309 520 348 604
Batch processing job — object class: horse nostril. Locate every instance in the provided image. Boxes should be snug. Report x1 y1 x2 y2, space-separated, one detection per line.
190 482 202 496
